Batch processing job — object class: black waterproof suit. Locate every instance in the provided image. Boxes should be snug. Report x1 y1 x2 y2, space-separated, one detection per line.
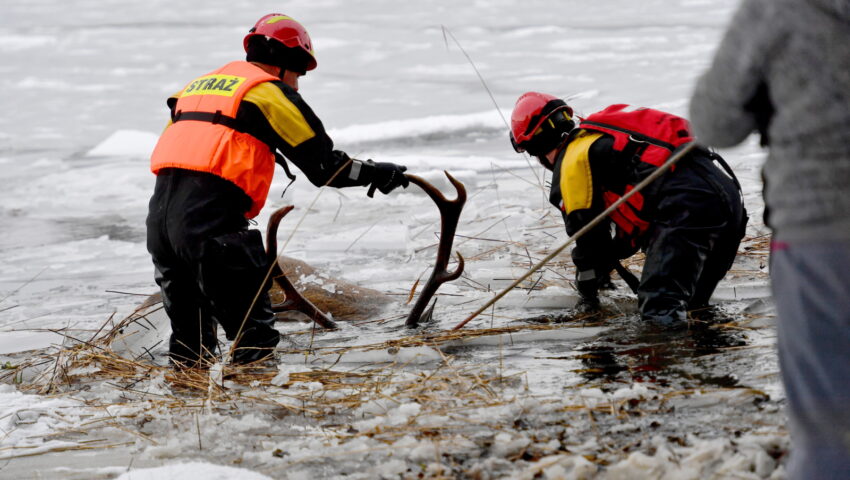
550 136 747 325
147 170 279 365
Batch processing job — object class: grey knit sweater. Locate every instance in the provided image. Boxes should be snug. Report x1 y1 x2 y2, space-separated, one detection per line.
689 0 850 242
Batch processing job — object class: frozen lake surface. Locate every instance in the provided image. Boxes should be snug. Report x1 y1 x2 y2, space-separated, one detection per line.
0 1 786 478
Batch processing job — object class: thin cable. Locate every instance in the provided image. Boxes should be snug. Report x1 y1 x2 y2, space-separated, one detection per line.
0 266 48 305
441 25 545 193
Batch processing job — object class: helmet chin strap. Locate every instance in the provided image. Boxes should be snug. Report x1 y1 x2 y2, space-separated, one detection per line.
537 132 573 170
535 155 550 169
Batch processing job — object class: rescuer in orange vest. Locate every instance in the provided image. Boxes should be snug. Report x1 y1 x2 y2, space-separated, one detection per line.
146 14 409 367
510 93 747 327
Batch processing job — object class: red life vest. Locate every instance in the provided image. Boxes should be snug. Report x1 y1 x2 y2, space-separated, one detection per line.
580 104 694 243
150 61 280 218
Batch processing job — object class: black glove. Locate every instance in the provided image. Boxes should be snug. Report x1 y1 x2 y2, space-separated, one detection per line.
366 160 409 197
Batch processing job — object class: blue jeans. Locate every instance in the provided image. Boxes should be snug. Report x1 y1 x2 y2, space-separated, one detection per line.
772 240 850 479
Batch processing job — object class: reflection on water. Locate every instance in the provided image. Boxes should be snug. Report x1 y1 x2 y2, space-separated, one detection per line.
574 313 747 388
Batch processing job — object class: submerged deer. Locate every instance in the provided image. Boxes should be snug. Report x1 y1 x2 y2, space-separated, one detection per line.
264 171 467 330
264 206 337 330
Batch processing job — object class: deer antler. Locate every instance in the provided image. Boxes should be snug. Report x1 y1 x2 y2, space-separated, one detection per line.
266 206 337 330
404 172 467 328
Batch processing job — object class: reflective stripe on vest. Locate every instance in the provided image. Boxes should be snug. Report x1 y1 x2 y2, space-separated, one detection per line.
150 61 280 218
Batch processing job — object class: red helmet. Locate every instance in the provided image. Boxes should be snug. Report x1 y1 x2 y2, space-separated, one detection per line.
510 92 574 156
244 14 317 71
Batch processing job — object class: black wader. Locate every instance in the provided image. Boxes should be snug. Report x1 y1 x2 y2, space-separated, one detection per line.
146 169 280 366
638 149 747 325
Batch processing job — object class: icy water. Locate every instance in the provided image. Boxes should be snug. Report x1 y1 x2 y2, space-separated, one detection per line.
0 1 787 478
0 0 762 333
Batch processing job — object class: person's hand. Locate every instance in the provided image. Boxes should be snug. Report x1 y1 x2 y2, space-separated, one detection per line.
366 161 409 197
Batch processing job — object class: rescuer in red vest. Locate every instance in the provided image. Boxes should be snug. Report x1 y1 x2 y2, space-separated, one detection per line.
510 92 747 326
146 14 409 367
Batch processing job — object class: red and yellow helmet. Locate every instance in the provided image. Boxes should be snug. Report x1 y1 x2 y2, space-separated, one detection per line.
244 14 317 71
510 92 574 156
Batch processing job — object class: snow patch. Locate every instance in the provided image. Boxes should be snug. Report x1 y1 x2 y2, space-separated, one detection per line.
116 462 273 480
327 110 504 144
0 330 64 354
86 130 159 158
0 35 57 50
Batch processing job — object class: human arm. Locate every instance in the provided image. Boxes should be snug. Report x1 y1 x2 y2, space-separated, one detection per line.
553 135 632 304
238 81 408 193
567 209 616 307
689 0 778 147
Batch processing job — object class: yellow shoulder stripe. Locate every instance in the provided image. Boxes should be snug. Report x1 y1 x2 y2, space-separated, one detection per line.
560 130 603 214
242 82 316 147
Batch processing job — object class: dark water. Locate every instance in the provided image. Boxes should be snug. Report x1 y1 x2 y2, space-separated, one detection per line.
575 319 748 389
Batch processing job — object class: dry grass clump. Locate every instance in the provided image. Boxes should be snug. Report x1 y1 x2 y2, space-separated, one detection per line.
1 297 571 407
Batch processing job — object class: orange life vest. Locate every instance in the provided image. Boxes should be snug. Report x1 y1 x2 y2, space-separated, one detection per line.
150 61 280 218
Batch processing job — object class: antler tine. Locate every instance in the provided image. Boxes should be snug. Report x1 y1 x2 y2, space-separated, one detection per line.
266 205 295 258
404 172 467 328
444 171 468 204
266 206 337 330
406 171 467 207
